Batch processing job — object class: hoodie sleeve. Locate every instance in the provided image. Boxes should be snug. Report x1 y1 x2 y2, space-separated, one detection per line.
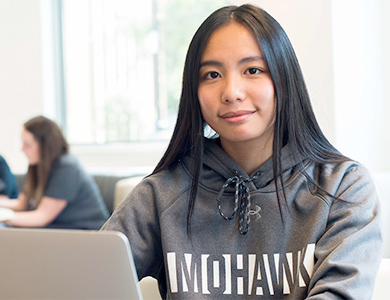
100 177 165 280
306 164 383 300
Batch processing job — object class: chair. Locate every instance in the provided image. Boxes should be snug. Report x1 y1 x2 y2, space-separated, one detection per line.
140 277 162 300
114 176 144 209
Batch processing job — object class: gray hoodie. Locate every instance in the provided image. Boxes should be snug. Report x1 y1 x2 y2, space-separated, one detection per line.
102 138 382 299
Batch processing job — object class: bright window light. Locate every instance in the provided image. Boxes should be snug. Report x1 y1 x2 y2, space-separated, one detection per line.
61 0 230 144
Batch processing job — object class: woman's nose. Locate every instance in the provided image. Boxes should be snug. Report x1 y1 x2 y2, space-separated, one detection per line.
221 74 245 103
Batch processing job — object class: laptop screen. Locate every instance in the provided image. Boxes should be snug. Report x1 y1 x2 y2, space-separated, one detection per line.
0 228 143 300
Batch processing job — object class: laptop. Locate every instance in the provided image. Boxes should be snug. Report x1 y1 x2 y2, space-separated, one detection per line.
0 228 143 300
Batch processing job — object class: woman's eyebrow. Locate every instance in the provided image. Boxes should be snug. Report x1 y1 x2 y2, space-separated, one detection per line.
199 56 264 68
199 60 223 68
238 55 264 64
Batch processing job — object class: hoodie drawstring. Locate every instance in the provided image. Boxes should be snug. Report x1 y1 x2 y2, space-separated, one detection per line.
217 172 260 235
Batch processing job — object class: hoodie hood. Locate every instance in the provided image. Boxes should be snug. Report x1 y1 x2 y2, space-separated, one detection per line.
182 138 306 234
183 138 305 192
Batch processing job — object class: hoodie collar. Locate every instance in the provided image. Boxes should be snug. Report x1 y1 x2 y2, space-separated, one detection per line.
182 138 305 235
201 138 303 190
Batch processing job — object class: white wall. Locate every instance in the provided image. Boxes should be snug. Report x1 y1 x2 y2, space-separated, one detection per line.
252 0 336 143
332 0 389 172
0 0 43 173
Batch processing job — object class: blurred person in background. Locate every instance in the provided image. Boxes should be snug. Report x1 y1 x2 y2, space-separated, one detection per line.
0 116 109 229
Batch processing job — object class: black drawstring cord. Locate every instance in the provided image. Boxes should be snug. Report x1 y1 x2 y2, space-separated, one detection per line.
217 171 260 235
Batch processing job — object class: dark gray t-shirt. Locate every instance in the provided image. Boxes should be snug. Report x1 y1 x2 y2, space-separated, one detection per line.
44 153 109 230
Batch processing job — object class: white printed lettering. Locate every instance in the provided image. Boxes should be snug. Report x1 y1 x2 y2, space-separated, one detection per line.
167 252 178 293
166 243 316 297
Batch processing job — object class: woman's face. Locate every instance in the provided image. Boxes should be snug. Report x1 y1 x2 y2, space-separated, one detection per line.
198 22 276 151
21 127 40 165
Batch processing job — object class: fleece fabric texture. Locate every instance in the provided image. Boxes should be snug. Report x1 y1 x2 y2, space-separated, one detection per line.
102 138 382 299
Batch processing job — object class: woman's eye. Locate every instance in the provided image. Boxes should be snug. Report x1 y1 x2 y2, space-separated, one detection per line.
204 71 220 79
245 68 262 75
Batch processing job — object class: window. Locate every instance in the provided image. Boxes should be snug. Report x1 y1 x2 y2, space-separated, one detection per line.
60 0 230 144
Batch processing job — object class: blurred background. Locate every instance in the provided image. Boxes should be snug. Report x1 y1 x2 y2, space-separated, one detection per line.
0 0 389 178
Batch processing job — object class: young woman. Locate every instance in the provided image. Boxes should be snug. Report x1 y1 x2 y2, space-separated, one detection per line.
0 116 109 229
102 5 382 299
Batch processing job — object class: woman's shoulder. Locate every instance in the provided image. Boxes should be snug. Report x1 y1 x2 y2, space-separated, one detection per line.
304 159 375 202
143 163 191 189
49 153 85 179
128 163 192 205
332 159 375 191
325 159 369 178
304 157 369 178
53 153 83 170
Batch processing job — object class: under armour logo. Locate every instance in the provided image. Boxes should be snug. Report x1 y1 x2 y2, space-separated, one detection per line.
249 205 261 221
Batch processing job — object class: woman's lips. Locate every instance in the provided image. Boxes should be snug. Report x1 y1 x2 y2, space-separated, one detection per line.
220 110 255 123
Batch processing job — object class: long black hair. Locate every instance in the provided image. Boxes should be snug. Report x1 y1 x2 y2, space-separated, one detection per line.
153 4 347 233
